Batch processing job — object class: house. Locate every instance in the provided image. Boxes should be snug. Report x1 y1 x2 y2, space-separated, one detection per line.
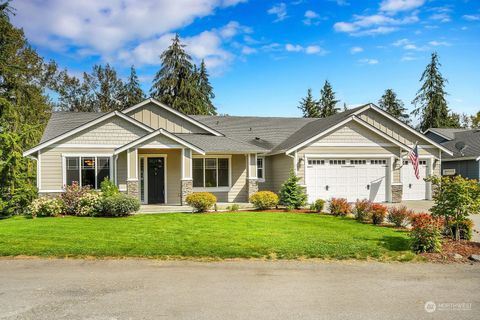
425 128 480 180
23 98 452 205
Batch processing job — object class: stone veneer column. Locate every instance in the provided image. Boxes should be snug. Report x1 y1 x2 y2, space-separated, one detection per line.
127 180 139 198
181 179 193 205
391 184 403 203
247 178 258 199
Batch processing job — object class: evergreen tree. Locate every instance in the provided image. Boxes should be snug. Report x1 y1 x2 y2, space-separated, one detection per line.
150 34 198 114
92 63 124 112
298 88 321 118
412 52 450 131
471 111 480 128
0 2 53 215
120 65 145 108
318 80 339 117
378 89 410 124
279 171 307 209
197 60 216 115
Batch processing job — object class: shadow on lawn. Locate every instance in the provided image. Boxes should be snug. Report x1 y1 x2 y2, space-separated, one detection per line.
380 233 411 251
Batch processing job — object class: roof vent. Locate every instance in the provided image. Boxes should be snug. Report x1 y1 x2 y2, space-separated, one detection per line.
249 127 252 131
454 141 468 156
255 137 260 140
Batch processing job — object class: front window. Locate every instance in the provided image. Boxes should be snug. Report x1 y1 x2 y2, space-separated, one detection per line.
257 157 264 179
65 156 111 189
192 157 230 188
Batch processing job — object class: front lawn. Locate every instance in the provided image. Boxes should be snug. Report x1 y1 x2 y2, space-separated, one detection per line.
0 212 415 261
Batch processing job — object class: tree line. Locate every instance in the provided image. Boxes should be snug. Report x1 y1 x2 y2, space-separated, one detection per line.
298 52 479 132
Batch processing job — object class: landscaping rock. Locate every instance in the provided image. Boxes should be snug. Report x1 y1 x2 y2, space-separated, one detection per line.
468 254 480 262
452 253 463 260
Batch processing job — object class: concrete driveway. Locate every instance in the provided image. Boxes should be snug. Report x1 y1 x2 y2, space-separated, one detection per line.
0 259 479 320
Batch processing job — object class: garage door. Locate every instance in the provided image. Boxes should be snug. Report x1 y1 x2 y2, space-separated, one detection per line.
401 159 427 200
305 158 387 203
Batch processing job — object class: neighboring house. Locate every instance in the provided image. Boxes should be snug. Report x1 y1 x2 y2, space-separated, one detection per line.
425 128 480 180
24 98 451 205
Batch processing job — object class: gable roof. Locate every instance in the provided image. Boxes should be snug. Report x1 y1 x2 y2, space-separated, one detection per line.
23 111 154 156
114 129 206 155
175 133 267 153
122 98 224 136
436 129 480 160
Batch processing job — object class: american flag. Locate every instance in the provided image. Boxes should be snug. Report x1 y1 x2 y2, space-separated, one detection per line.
408 143 420 179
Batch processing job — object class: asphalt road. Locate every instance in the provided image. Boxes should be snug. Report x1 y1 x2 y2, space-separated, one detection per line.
0 259 479 320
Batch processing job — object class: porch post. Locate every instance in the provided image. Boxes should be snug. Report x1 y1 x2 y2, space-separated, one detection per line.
126 148 139 198
246 153 258 199
180 148 193 205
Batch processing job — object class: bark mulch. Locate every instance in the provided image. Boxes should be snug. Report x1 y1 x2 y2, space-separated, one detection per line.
420 239 480 263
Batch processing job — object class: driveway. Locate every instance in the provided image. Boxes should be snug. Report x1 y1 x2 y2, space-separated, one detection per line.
0 259 479 320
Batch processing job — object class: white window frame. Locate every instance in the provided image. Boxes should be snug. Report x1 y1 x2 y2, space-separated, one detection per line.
257 157 265 182
192 155 232 192
62 153 113 190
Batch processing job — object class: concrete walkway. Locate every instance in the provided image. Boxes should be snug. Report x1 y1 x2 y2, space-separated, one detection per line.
0 259 478 320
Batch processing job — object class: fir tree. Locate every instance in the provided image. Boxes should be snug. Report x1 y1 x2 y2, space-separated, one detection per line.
298 88 320 118
150 34 197 114
121 65 145 108
318 80 339 117
412 52 450 131
279 171 307 209
92 63 124 112
378 89 410 124
197 60 216 115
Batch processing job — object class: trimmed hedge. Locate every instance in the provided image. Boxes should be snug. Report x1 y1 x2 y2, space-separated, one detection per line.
186 192 217 212
95 194 140 217
249 191 279 210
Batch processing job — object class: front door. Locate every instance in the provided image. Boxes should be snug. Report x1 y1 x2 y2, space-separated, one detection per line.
147 157 165 204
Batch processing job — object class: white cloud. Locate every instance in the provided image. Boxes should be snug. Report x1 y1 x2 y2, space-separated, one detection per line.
11 0 246 65
463 14 480 21
285 44 327 55
241 46 257 55
393 38 410 46
285 44 303 52
380 0 425 13
430 13 451 23
359 58 379 65
401 54 417 61
268 3 288 22
303 10 321 25
350 46 363 54
429 41 450 47
334 13 418 36
392 38 428 51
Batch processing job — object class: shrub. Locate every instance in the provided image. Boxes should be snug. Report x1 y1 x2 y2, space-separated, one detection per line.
227 204 240 212
100 179 120 197
27 197 64 218
387 206 413 227
279 171 307 209
427 175 480 240
409 213 444 253
309 199 325 213
329 198 351 216
249 191 279 210
186 192 217 212
370 203 387 225
96 194 140 217
447 219 474 241
61 182 90 215
76 192 101 216
353 199 372 222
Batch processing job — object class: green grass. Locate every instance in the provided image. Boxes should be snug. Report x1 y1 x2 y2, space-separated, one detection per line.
0 212 416 261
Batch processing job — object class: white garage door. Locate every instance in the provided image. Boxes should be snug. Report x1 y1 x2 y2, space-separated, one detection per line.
401 159 427 200
306 159 387 203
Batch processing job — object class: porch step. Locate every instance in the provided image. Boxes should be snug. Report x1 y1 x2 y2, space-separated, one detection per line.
137 202 254 214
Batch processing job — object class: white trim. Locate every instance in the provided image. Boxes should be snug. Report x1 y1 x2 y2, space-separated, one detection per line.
122 98 223 137
52 144 121 148
257 156 265 182
304 153 396 159
192 155 232 189
423 128 452 141
140 144 182 149
37 150 41 190
114 129 205 155
442 156 478 162
62 154 114 190
476 156 480 161
38 189 64 193
354 104 454 156
23 111 153 157
352 117 413 151
139 153 168 205
311 142 397 147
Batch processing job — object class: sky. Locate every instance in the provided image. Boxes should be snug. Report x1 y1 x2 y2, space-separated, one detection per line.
10 0 480 121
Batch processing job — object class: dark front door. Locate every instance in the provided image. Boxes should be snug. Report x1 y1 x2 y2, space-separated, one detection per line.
148 157 165 204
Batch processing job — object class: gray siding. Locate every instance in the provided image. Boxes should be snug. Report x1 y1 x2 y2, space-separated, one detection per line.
442 160 479 180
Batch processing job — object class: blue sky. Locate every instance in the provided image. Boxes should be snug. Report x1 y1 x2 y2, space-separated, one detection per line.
11 0 480 121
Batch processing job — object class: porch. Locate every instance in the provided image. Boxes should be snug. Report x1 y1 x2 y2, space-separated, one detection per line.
138 202 255 213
